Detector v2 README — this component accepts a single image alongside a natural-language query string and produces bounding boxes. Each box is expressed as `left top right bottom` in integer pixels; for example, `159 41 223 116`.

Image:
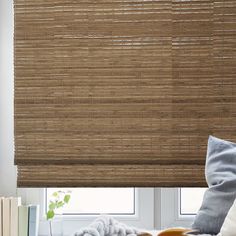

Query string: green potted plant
47 190 71 236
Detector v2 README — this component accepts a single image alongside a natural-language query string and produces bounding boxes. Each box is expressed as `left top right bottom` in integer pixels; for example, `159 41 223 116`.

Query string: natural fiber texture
17 165 205 187
14 0 236 187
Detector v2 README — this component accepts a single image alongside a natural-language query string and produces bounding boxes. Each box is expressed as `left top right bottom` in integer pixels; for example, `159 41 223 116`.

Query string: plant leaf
57 201 64 208
47 210 55 220
64 194 71 204
52 192 58 197
49 202 56 210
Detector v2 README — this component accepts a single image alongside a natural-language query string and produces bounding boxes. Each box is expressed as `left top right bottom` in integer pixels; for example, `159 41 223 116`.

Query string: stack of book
0 197 39 236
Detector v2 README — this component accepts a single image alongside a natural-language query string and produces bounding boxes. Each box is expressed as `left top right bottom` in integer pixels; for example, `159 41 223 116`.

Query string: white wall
0 0 17 196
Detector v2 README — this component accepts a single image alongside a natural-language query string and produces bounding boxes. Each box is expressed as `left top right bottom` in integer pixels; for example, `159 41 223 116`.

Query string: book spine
18 206 29 236
10 198 21 236
3 198 10 236
28 206 39 236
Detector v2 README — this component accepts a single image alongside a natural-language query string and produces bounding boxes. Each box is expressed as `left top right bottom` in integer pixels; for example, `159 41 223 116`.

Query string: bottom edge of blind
17 164 206 187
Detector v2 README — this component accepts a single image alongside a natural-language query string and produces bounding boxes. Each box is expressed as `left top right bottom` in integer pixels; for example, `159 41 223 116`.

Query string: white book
0 197 3 236
2 198 10 236
10 198 21 236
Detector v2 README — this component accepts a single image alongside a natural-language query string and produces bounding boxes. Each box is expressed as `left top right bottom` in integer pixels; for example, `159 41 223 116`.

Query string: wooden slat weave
17 164 206 187
14 0 236 187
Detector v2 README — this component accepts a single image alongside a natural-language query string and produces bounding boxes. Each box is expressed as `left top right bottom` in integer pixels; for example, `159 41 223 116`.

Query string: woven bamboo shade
14 0 236 187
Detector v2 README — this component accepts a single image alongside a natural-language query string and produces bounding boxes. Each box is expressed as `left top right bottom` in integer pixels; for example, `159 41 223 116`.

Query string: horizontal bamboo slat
17 164 206 187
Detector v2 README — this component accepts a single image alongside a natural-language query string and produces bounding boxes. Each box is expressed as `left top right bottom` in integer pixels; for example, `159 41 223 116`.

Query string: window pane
46 188 135 215
180 188 207 215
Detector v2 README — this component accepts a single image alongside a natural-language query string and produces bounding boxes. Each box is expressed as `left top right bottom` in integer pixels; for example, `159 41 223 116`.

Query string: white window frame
157 188 196 229
17 188 198 235
18 188 155 236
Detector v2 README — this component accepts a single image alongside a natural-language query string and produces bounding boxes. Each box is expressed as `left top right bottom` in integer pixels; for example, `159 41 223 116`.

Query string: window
23 188 154 235
158 188 207 229
25 187 208 234
180 188 207 215
46 188 135 215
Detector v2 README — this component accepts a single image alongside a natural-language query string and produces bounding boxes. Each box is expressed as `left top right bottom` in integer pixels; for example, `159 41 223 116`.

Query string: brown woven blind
14 0 236 187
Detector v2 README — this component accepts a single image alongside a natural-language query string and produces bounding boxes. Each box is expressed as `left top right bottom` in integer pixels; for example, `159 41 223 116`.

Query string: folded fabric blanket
74 215 215 236
74 216 144 236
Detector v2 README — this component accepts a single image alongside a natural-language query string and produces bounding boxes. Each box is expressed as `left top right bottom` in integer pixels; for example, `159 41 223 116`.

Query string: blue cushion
192 136 236 234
